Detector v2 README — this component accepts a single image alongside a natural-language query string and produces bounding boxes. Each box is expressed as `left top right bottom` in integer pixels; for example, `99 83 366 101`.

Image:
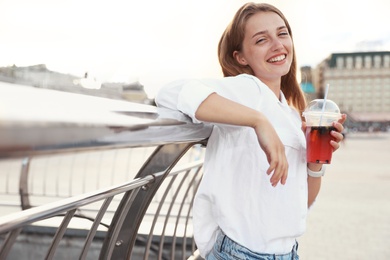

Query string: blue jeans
206 232 299 260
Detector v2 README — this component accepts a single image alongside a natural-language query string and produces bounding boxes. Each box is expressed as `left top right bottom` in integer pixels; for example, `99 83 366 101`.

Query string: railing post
19 157 32 210
99 142 196 260
0 228 22 259
45 209 77 260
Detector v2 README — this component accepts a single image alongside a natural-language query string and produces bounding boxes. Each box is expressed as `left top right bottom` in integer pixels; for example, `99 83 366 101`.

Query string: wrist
307 165 326 177
307 162 322 172
251 111 267 129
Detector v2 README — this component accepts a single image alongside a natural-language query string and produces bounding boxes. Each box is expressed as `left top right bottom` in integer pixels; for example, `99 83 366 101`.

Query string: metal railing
0 82 212 259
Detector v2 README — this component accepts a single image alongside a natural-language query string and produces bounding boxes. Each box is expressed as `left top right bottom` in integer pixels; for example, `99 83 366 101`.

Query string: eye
256 38 266 44
279 31 289 37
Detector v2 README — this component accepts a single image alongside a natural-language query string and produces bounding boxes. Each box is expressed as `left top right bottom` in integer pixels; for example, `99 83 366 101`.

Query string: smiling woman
155 2 346 259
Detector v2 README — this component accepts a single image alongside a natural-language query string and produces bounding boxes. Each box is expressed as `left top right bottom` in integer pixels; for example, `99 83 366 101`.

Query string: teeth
268 55 286 63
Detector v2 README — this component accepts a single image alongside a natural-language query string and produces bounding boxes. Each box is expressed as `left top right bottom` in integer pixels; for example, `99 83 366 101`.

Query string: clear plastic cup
302 99 341 164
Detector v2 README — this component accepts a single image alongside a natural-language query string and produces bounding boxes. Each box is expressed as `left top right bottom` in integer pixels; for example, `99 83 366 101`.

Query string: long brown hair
218 2 306 114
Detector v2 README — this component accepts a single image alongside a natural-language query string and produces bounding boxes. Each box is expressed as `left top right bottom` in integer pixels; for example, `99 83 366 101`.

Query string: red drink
305 126 336 164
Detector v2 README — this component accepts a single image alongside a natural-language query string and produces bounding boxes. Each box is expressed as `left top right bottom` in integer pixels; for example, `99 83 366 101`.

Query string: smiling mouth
267 54 286 63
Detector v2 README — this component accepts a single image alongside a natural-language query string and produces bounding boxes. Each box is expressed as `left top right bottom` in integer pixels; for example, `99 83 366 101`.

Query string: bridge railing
0 82 212 259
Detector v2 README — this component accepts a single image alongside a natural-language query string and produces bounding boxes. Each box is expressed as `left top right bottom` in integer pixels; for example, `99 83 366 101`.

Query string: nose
271 38 284 52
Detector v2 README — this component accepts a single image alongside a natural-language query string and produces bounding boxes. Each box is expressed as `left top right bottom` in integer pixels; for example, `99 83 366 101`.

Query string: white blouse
155 74 308 257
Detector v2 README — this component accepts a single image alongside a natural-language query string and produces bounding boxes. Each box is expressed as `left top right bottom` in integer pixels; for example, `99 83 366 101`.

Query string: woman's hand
303 113 347 171
330 114 347 152
302 113 347 153
253 118 289 187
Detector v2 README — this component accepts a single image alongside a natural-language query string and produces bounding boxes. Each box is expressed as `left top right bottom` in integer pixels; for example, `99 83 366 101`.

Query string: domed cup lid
302 99 341 126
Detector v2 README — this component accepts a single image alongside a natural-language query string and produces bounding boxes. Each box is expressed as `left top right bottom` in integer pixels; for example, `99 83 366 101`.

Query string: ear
233 50 248 66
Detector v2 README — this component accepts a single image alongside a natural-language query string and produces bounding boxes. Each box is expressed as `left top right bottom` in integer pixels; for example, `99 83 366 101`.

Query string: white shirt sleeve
155 79 215 124
155 74 264 124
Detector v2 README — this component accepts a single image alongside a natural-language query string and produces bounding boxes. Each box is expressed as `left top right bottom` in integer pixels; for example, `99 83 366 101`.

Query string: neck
260 78 282 100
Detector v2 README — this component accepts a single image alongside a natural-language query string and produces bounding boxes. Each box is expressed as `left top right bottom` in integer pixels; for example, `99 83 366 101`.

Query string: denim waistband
214 231 299 260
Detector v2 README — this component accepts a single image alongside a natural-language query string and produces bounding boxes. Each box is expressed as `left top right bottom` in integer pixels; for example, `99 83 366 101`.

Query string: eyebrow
251 26 287 38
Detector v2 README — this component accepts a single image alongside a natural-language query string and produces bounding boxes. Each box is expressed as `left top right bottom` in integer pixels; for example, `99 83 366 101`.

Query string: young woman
156 3 346 259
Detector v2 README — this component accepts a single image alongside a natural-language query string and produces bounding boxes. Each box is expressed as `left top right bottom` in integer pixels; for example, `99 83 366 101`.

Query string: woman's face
234 11 293 86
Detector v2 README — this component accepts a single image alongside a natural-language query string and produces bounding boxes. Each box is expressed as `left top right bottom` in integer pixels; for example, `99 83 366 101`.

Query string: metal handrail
0 82 211 259
0 161 203 234
0 81 211 158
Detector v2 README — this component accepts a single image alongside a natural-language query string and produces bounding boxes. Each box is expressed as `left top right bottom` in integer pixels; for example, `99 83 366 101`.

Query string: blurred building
300 66 316 101
0 64 150 103
310 51 390 131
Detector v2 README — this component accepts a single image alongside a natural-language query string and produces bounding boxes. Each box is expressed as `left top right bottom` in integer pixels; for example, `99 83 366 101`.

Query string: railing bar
0 227 22 259
96 151 104 190
55 156 61 197
110 150 118 186
82 152 90 193
170 170 193 260
154 160 203 179
182 176 200 260
170 166 202 260
0 176 152 234
69 155 76 196
79 196 114 260
0 159 204 234
4 162 9 194
158 169 191 259
42 156 50 196
45 209 76 260
143 175 178 260
114 143 196 260
189 172 203 255
19 157 31 210
99 187 141 260
124 148 133 182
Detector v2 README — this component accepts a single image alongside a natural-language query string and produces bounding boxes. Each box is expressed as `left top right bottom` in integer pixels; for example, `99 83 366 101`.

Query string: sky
0 0 389 98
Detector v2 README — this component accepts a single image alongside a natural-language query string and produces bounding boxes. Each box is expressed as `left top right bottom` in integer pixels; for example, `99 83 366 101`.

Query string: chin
276 67 291 77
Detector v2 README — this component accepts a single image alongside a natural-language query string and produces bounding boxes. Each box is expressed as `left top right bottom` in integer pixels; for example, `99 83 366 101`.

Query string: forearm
307 163 322 207
196 92 289 186
195 93 265 127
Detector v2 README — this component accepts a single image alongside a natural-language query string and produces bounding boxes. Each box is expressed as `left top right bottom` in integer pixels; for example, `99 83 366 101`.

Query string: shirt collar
279 91 288 106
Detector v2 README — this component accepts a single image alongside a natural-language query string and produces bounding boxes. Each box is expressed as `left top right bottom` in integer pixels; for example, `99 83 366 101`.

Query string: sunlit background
1 0 389 98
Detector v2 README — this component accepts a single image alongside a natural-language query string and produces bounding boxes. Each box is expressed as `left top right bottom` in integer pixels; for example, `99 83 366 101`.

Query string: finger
330 140 340 151
270 170 282 187
332 121 344 133
338 113 347 124
269 159 281 186
273 156 288 185
266 159 277 175
331 130 344 142
301 121 307 132
280 162 288 185
271 167 287 186
270 156 288 186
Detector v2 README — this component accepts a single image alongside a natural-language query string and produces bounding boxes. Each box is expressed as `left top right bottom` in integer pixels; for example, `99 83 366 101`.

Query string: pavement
297 132 390 260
